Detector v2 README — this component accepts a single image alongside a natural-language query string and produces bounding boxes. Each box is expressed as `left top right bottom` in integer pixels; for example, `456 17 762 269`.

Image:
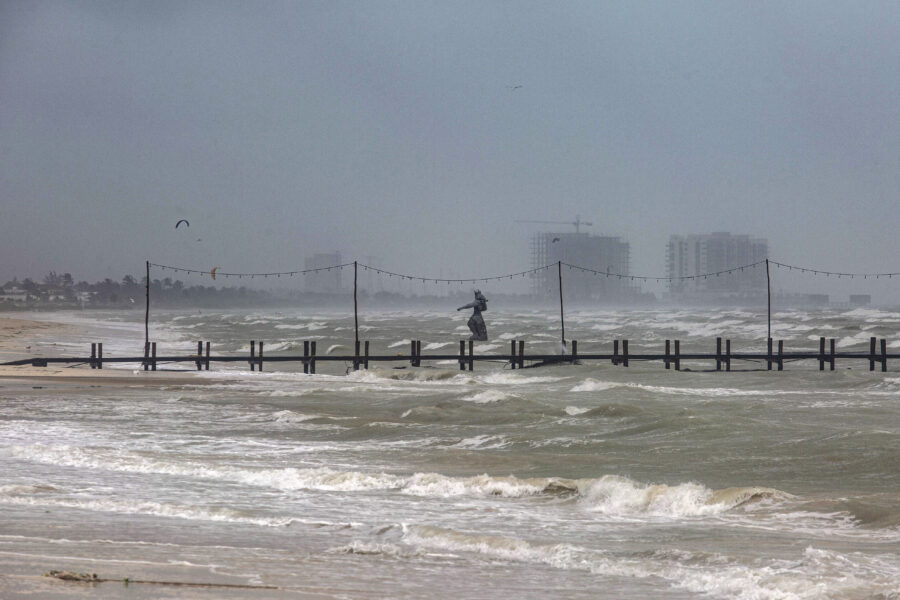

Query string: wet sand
0 314 215 386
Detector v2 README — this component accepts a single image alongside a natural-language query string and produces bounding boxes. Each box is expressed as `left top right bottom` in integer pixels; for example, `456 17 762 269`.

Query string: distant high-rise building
304 252 343 293
666 233 767 295
530 232 630 300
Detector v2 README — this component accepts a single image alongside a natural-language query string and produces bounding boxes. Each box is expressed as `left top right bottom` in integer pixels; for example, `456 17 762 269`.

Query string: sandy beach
0 315 70 353
0 314 267 599
0 314 215 386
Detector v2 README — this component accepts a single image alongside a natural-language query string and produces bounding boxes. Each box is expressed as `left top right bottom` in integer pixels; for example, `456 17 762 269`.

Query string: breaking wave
2 445 789 515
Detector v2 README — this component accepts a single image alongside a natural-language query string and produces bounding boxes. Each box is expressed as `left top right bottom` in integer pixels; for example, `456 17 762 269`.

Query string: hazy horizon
3 1 899 301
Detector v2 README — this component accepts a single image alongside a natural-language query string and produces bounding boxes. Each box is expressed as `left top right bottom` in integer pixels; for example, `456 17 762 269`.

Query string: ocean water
1 307 899 598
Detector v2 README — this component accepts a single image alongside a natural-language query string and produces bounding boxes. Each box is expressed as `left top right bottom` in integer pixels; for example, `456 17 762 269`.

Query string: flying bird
507 85 523 90
552 237 560 243
175 219 190 229
210 267 219 280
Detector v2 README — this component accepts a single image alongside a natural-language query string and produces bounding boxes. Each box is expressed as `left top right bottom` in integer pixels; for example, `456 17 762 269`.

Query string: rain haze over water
2 2 900 301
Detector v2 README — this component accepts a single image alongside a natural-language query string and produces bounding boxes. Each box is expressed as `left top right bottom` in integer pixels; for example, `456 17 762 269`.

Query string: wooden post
303 341 309 374
558 261 566 351
819 337 825 371
674 340 681 371
881 338 887 372
310 341 316 374
364 340 369 369
510 340 516 369
622 339 629 367
145 260 150 353
766 258 771 341
143 341 150 371
258 341 264 372
777 340 784 371
468 340 474 371
417 340 422 368
98 343 103 369
519 340 525 368
91 343 96 369
725 339 731 371
665 339 671 369
250 341 256 371
196 341 202 371
151 342 156 371
353 261 359 348
767 338 773 371
459 340 465 371
830 338 835 371
716 337 722 371
410 340 416 367
354 340 360 371
869 337 876 371
613 340 619 365
205 341 210 370
569 340 575 365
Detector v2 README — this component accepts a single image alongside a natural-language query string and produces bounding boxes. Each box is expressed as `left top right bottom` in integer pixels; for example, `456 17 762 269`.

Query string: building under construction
530 232 632 301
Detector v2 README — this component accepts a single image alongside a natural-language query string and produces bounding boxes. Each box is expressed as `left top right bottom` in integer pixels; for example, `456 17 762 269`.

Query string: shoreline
0 314 211 386
0 364 213 386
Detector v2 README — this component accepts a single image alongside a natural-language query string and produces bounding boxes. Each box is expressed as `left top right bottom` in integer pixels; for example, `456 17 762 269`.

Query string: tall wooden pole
145 260 150 348
766 258 771 341
353 261 359 345
558 260 566 350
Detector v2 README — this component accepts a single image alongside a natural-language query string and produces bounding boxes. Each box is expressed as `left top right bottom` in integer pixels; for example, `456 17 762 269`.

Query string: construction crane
515 215 593 234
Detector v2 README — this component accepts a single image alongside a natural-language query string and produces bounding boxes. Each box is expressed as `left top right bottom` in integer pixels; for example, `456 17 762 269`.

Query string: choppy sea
1 307 899 598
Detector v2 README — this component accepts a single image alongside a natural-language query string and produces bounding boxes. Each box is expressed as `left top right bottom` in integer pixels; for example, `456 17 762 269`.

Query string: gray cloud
2 1 899 299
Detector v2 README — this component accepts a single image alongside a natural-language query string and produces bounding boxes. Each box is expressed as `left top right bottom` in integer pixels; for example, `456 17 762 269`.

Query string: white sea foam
6 445 567 498
497 332 527 340
271 410 323 423
327 540 420 558
579 475 787 518
424 342 452 350
0 494 294 527
388 339 411 348
570 378 619 392
459 390 516 404
446 435 511 450
401 473 549 497
564 406 591 415
479 372 565 385
274 322 328 331
590 323 622 331
261 388 324 397
474 343 500 352
400 525 893 600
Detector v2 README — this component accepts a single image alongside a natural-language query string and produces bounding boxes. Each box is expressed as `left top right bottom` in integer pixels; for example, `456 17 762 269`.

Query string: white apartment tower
666 233 768 295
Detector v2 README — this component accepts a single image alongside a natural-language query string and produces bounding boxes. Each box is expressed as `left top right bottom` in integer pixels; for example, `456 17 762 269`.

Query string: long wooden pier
3 337 898 373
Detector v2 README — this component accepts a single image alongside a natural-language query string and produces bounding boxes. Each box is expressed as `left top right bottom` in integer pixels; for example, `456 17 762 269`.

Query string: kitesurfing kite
210 267 219 280
175 219 190 229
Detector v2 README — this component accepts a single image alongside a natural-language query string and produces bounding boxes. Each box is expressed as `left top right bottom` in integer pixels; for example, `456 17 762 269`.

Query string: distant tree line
2 271 601 311
0 272 277 309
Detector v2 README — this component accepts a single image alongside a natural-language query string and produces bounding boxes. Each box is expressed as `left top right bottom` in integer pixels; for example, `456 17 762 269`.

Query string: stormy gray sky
2 1 899 298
